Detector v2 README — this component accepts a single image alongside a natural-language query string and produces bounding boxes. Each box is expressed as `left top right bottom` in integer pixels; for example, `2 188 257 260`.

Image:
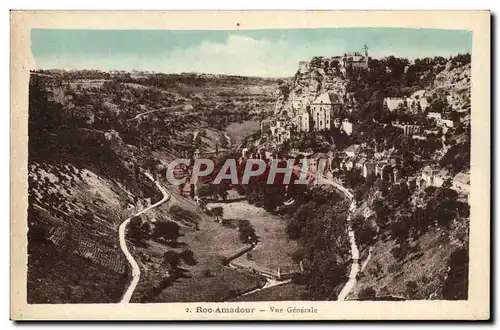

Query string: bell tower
363 44 369 68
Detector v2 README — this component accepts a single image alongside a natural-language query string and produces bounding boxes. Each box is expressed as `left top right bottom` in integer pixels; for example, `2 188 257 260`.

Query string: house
393 123 421 136
345 144 360 158
362 162 375 178
384 97 406 112
453 172 470 192
412 135 427 141
433 170 449 188
342 118 354 135
341 45 369 69
419 165 451 188
298 61 310 73
420 165 439 187
427 112 442 121
407 176 417 189
441 119 455 128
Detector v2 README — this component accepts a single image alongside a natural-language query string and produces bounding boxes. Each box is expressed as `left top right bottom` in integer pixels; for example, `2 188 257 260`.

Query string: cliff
274 57 349 117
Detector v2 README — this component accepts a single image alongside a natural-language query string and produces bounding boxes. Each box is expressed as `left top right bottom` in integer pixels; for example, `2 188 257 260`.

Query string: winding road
318 173 360 301
119 172 170 304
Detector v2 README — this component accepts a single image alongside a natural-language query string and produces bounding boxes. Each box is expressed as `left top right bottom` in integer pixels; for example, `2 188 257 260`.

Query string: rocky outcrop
274 57 348 118
432 63 471 111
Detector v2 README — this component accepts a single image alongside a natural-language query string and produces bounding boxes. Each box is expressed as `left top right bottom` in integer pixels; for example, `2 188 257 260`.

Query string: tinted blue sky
31 28 472 77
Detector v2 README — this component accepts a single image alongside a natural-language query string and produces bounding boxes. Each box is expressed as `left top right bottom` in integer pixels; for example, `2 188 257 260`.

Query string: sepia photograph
10 10 490 320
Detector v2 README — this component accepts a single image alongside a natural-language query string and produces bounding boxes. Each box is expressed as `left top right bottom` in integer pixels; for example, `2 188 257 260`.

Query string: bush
179 249 196 266
291 248 305 264
358 287 377 300
169 205 200 224
163 250 181 268
405 280 419 299
154 221 180 241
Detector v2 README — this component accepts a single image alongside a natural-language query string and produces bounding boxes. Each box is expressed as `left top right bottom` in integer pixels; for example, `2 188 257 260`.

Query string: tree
127 216 145 244
443 247 469 300
154 221 180 242
219 135 229 149
197 184 218 200
238 219 257 244
163 250 181 268
212 206 223 222
358 287 377 300
291 248 305 264
179 249 197 266
141 221 152 240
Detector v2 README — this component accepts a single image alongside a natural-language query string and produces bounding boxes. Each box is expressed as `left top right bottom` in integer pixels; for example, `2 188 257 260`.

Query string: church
293 92 342 132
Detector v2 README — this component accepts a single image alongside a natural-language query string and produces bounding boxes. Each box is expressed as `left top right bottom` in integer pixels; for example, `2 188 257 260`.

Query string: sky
31 28 472 77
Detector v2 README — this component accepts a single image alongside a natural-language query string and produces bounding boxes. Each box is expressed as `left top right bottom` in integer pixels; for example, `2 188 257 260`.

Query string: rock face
432 63 471 111
274 57 349 118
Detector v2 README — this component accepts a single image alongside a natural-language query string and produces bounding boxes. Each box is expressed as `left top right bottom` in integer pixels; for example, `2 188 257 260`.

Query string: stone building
393 123 421 136
342 118 354 135
384 97 406 112
453 172 470 192
309 92 342 131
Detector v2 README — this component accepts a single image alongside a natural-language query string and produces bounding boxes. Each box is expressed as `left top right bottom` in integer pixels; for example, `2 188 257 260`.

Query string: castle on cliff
298 44 369 75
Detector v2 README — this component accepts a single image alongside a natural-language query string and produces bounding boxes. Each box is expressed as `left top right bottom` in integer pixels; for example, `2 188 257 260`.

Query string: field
225 120 261 146
131 188 266 302
231 283 310 302
208 201 300 277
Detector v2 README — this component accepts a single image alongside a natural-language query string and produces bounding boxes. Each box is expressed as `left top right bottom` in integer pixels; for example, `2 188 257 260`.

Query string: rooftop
312 92 341 105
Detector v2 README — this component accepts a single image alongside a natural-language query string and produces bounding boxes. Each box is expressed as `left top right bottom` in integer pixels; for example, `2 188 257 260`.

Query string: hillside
259 52 471 301
27 70 280 303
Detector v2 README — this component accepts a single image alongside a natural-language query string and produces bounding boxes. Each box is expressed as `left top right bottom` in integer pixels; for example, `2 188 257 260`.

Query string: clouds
160 34 348 77
32 28 472 77
163 35 303 77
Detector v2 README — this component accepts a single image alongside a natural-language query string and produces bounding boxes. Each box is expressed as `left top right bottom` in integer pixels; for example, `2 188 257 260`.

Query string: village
253 48 470 204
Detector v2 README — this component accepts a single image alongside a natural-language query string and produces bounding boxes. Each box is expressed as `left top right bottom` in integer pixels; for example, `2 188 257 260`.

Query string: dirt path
119 172 171 304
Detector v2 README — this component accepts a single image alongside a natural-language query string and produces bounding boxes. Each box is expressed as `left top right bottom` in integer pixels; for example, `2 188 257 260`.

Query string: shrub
163 250 181 268
291 248 305 264
358 287 377 300
179 249 196 266
169 205 200 224
405 280 419 299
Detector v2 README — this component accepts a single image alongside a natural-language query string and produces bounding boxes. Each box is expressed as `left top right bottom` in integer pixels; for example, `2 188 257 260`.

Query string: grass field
132 191 266 302
209 201 300 277
152 265 264 302
231 283 310 302
225 120 260 146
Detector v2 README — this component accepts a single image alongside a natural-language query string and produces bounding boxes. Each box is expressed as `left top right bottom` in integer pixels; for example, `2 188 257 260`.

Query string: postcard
10 10 490 320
